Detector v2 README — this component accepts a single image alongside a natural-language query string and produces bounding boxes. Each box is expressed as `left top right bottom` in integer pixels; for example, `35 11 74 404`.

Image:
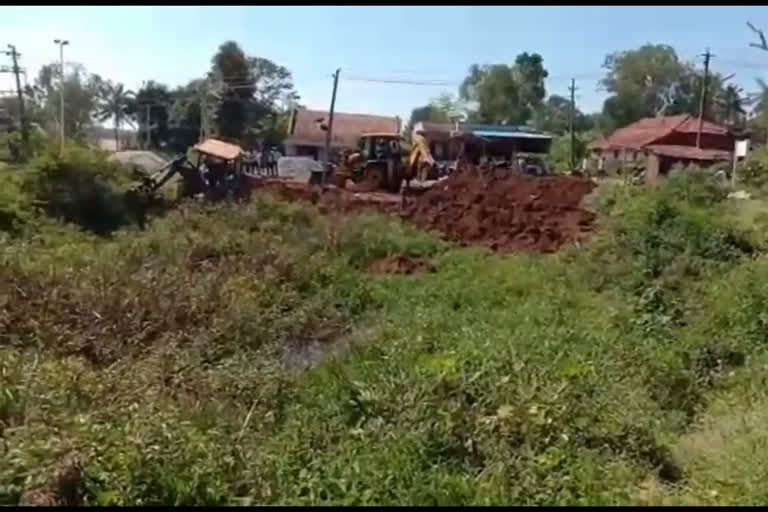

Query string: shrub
738 147 768 191
0 168 36 235
22 145 135 235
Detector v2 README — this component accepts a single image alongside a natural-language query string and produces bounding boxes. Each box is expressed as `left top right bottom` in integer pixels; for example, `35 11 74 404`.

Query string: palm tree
715 84 747 128
747 78 768 143
96 81 134 151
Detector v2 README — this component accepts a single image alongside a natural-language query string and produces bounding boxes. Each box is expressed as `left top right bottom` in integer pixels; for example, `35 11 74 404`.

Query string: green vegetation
3 153 768 505
0 144 138 236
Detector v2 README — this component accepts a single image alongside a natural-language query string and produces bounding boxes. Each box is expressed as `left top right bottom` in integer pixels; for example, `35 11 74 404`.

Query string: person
260 149 269 176
266 151 272 176
271 148 281 176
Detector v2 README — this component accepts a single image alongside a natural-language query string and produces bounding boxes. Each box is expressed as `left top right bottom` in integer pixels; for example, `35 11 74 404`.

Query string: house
587 114 736 182
412 121 552 165
284 108 401 161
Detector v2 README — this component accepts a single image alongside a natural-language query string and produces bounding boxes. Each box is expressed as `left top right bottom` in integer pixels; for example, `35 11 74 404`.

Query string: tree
532 94 593 135
403 93 465 141
747 78 768 144
96 81 135 151
546 131 592 173
244 56 300 142
513 52 548 115
459 53 548 125
714 83 747 129
598 44 733 130
601 44 687 117
600 44 697 128
210 41 254 140
26 62 102 140
128 81 173 149
168 79 204 152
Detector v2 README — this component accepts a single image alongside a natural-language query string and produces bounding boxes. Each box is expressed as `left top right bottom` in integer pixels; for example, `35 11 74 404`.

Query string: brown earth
252 169 597 254
367 254 437 275
401 168 597 253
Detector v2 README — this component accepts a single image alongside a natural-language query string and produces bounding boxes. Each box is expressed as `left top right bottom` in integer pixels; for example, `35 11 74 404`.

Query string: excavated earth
401 168 596 253
252 168 597 254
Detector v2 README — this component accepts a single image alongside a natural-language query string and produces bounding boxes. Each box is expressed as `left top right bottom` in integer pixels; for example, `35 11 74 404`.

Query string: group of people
243 147 282 177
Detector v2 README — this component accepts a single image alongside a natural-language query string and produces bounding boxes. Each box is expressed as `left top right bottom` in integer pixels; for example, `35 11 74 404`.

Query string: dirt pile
367 254 436 275
252 179 401 213
401 168 596 253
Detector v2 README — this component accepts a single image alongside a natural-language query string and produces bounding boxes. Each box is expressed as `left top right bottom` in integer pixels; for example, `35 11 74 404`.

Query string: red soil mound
401 168 596 253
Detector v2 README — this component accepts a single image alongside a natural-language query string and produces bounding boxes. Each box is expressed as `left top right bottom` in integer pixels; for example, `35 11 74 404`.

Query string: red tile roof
588 114 730 150
645 144 731 161
286 108 399 148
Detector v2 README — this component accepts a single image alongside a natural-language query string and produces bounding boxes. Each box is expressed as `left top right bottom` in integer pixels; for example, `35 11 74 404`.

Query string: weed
2 163 768 505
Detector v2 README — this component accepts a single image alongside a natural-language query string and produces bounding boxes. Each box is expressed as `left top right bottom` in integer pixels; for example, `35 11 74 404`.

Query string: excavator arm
408 133 442 182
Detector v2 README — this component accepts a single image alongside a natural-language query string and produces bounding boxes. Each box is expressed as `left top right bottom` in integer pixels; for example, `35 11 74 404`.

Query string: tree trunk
114 117 120 152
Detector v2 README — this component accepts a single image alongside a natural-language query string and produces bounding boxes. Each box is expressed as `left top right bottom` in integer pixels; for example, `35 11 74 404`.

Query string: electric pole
5 45 28 151
199 81 206 141
696 48 714 149
53 40 69 153
145 103 151 149
568 78 577 170
322 68 340 187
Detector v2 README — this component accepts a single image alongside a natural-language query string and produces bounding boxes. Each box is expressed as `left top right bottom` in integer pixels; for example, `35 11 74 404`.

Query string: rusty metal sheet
193 139 244 161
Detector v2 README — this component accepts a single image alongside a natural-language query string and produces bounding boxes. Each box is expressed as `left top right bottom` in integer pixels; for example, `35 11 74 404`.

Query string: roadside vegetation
2 145 768 505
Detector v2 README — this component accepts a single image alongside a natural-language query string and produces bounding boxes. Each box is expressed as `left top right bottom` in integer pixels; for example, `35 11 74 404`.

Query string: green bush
22 145 135 235
0 168 36 235
4 170 768 505
738 147 768 191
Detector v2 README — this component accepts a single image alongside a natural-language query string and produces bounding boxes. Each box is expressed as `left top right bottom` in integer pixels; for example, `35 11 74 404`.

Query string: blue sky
1 6 768 124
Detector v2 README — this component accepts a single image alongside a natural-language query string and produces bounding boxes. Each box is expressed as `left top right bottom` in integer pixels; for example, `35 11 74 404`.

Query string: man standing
271 147 281 176
260 148 269 176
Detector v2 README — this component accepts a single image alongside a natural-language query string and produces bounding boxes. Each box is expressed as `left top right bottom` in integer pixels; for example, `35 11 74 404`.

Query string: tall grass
2 166 768 505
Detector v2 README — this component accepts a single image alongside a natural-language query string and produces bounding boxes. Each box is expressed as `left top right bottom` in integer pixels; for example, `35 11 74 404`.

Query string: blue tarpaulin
471 130 552 140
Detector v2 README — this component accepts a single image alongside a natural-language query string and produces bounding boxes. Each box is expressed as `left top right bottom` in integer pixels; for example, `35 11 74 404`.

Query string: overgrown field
3 150 768 505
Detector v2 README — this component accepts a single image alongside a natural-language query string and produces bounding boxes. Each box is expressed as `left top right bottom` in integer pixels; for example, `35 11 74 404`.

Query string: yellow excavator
408 133 440 182
334 132 444 193
334 133 408 193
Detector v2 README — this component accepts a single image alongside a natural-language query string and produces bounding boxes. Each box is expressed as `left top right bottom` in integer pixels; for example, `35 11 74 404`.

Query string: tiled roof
286 108 399 148
588 115 731 151
646 144 731 161
672 116 730 135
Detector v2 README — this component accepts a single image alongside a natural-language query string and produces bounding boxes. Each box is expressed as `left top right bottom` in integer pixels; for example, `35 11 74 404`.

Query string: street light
53 39 69 153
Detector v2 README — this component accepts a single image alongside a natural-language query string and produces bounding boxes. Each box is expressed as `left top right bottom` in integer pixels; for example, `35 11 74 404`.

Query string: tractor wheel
357 164 386 192
385 163 403 193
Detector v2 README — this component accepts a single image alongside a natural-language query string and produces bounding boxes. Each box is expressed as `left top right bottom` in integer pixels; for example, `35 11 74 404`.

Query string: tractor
125 138 251 228
338 133 408 193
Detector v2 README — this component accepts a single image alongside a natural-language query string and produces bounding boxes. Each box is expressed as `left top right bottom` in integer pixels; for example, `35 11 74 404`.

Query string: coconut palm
747 78 768 143
96 81 135 151
715 84 747 128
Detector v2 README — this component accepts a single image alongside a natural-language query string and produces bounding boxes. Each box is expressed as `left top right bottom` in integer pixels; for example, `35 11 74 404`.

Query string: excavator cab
348 133 405 193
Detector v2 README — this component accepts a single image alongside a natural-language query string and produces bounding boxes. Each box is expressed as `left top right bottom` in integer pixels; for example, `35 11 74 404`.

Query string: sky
2 5 768 125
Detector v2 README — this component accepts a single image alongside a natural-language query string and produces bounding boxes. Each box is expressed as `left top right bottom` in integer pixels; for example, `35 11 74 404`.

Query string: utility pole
322 68 341 187
53 39 69 153
5 44 28 151
199 82 206 141
568 78 577 170
145 103 151 149
696 48 714 149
